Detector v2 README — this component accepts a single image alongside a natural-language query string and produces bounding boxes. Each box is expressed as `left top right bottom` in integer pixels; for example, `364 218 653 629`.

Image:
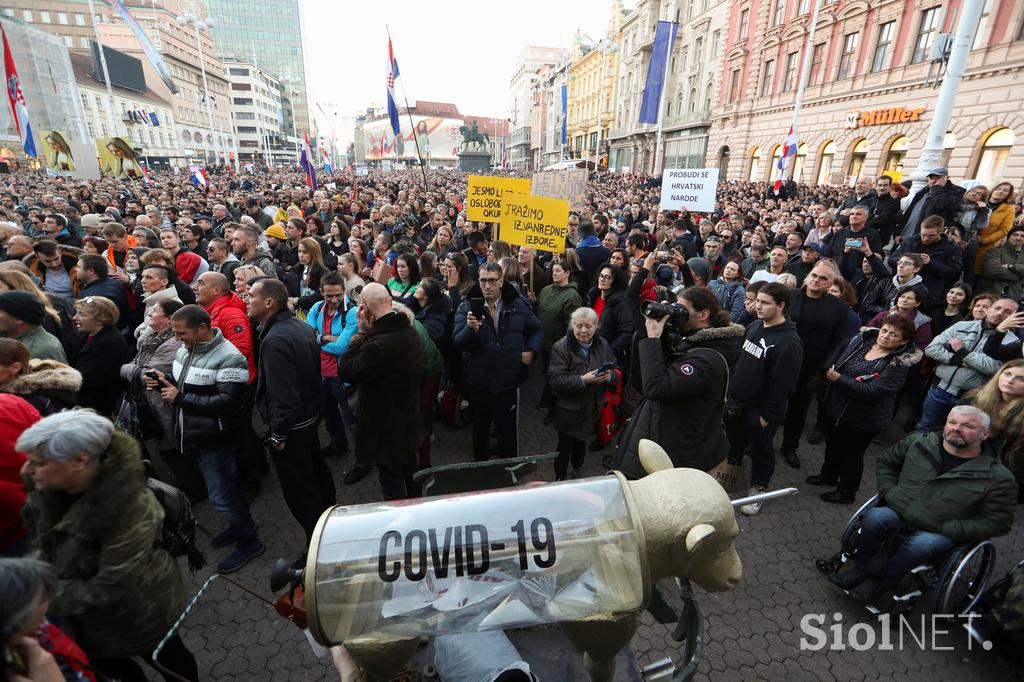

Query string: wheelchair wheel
839 494 881 555
932 541 996 616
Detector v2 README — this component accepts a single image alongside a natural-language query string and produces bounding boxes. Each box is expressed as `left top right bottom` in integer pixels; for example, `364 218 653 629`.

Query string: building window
710 30 720 58
972 0 993 50
749 147 762 181
75 13 85 26
1 9 13 18
729 68 741 102
101 123 109 137
837 32 859 80
770 145 783 181
912 7 941 64
809 43 825 85
738 9 749 40
79 36 89 48
39 11 51 23
57 12 68 24
848 138 869 180
87 121 95 137
883 135 909 175
80 93 89 109
589 131 598 151
761 59 775 96
872 21 895 72
21 9 32 21
781 51 799 92
694 37 703 65
229 67 250 76
63 36 73 47
798 0 809 14
772 0 786 26
974 127 1015 182
816 141 836 184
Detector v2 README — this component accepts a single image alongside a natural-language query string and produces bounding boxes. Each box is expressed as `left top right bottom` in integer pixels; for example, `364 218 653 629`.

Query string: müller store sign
845 106 926 129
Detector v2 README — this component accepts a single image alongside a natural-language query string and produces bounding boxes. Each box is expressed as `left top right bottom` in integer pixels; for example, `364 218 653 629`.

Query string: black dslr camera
640 300 689 327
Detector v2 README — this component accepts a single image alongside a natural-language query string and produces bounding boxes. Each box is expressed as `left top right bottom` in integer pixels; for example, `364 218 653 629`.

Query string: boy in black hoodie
725 282 804 515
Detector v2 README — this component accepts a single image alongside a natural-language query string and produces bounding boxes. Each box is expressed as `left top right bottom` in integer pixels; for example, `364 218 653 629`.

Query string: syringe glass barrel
305 476 645 645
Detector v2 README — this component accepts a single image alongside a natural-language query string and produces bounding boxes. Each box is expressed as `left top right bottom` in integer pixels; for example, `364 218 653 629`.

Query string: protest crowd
0 162 1023 680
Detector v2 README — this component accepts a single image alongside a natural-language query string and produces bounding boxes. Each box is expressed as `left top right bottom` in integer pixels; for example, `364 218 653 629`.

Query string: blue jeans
917 385 959 433
321 376 353 453
195 444 258 548
854 506 955 585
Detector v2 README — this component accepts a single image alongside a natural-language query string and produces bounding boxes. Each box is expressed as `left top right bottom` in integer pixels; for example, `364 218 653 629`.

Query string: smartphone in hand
469 297 485 319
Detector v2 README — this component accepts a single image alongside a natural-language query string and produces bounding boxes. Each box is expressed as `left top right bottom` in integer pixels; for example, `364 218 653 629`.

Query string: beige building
706 0 1024 187
566 2 626 167
95 0 233 165
608 0 731 173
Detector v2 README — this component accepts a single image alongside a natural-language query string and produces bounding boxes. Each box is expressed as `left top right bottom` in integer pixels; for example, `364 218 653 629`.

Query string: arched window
749 147 763 181
883 135 909 176
793 143 807 182
817 141 836 184
770 144 783 181
974 127 1015 182
848 138 869 181
689 88 697 112
704 81 713 112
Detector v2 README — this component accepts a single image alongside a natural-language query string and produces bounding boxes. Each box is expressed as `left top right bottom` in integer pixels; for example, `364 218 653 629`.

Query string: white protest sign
659 168 719 213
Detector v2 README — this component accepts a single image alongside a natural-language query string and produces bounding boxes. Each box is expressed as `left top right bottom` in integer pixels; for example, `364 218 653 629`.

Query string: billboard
96 137 145 179
42 131 76 176
363 116 464 162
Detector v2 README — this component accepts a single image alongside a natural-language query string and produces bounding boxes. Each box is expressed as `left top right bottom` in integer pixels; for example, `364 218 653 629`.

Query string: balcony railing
663 109 711 128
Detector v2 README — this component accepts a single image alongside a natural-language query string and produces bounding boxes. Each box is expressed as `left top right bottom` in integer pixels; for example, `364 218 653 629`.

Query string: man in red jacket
0 393 40 554
195 271 265 494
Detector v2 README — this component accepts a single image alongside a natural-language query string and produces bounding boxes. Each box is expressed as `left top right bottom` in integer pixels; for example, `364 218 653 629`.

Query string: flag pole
386 25 428 191
781 0 822 183
652 1 677 176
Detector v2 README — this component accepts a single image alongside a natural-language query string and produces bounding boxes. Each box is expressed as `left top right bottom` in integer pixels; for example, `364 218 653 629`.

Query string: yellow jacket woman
976 181 1016 270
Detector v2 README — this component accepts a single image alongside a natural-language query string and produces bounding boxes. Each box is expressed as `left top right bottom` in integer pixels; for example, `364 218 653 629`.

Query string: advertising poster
363 116 464 162
42 130 76 176
95 137 145 179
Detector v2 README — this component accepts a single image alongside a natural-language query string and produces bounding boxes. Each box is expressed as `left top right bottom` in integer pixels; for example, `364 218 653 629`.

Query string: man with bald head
250 277 335 558
3 234 32 262
338 282 424 499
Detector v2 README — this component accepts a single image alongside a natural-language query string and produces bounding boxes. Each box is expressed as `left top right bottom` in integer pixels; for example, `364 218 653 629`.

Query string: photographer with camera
613 287 743 479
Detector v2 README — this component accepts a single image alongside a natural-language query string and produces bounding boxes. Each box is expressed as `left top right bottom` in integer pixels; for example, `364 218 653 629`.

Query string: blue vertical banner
560 83 567 146
638 20 678 124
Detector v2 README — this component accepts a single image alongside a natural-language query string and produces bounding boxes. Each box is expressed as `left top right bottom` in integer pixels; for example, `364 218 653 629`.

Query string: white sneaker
739 486 767 516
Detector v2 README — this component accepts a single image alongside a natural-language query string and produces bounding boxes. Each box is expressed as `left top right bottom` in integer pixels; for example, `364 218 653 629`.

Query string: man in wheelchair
831 406 1018 603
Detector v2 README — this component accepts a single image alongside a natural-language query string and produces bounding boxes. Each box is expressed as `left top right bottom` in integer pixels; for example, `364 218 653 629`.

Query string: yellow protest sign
466 175 531 222
499 193 570 254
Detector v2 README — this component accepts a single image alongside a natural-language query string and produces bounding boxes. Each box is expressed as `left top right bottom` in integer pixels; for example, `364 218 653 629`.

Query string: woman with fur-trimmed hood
0 338 80 416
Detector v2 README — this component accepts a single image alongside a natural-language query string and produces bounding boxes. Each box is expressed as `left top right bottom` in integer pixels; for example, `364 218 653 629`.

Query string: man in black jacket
726 283 804 514
249 278 335 554
780 263 851 468
823 205 882 267
886 217 962 311
837 177 878 228
150 304 264 574
897 168 965 243
338 283 424 500
867 175 900 245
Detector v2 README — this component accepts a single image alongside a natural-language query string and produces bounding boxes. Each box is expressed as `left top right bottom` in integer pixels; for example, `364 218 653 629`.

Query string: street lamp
176 9 218 166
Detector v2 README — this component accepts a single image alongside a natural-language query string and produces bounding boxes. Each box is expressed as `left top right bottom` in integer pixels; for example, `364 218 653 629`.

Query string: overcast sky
301 0 613 147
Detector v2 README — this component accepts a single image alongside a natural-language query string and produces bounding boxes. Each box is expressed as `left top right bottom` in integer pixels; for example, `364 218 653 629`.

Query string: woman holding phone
546 307 617 480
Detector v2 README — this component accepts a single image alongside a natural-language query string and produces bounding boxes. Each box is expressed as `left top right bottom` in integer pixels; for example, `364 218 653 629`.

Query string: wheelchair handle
731 487 799 509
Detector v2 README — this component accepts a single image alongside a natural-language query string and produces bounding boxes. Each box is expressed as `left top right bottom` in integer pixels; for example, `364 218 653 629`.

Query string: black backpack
146 477 206 572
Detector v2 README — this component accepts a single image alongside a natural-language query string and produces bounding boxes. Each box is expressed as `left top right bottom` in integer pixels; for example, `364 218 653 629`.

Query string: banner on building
363 116 463 162
96 137 145 179
531 169 587 211
42 130 75 176
467 175 531 222
659 168 719 213
500 193 570 254
103 0 178 94
638 20 678 124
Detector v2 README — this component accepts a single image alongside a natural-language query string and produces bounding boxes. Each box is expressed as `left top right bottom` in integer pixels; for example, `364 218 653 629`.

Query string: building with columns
607 0 731 174
706 0 1024 187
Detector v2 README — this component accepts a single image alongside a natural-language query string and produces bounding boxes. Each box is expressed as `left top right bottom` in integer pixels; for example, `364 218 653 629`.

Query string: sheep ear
638 439 673 474
685 524 716 553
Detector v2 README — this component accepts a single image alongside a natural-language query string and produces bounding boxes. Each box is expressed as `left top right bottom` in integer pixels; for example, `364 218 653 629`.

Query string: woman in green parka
18 409 198 681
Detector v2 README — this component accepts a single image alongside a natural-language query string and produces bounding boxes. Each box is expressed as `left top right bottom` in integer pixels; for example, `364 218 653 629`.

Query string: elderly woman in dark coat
547 307 617 480
17 409 198 681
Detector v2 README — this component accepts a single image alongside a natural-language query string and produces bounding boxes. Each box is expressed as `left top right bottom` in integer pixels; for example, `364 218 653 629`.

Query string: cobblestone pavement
171 367 1023 681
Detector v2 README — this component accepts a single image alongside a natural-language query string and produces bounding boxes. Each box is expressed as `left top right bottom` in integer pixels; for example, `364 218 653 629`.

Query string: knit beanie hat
0 290 45 325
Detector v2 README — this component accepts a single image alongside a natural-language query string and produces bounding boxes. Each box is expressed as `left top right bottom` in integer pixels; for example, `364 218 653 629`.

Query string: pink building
707 0 1024 186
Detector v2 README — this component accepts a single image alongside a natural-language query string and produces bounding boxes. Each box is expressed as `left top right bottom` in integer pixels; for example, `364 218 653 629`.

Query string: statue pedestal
458 151 491 173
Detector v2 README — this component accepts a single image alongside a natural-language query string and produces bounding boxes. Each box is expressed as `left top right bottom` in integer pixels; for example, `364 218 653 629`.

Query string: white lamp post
176 10 218 165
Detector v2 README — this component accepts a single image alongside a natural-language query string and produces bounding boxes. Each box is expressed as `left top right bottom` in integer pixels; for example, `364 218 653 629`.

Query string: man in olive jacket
832 406 1017 603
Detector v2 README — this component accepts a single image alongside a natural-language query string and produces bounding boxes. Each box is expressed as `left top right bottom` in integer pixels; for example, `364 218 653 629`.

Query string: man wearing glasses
453 262 544 462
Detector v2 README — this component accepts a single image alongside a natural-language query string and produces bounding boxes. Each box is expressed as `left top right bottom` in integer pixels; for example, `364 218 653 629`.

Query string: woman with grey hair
546 307 617 480
0 557 94 681
17 409 198 681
